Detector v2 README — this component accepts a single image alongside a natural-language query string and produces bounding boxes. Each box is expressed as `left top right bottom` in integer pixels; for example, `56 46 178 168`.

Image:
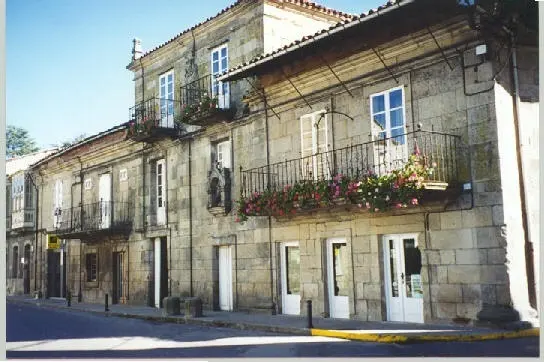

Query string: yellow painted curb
311 328 540 344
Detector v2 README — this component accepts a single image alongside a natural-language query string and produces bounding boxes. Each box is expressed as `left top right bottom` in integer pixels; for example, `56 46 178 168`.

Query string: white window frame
84 178 93 190
369 86 407 142
119 169 128 182
159 70 175 127
300 110 330 179
211 44 229 109
216 140 231 169
156 159 166 225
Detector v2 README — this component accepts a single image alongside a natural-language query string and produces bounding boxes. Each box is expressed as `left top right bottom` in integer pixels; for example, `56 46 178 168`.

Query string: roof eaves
219 0 413 81
31 122 129 169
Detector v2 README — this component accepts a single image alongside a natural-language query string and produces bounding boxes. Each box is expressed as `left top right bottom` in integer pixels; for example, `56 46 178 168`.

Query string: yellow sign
47 235 61 250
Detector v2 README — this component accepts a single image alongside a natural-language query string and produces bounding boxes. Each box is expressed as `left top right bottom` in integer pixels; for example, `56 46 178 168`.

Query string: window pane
213 62 219 73
221 58 227 70
286 246 300 295
389 89 403 108
167 82 173 94
372 94 385 113
391 128 406 145
168 74 173 82
390 109 405 128
221 47 227 57
373 113 386 130
212 52 218 61
333 243 349 297
160 77 165 86
403 238 422 299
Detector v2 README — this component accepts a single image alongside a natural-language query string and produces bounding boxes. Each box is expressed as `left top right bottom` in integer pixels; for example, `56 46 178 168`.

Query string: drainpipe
264 93 275 314
76 156 83 302
33 172 39 293
508 34 536 309
188 140 193 297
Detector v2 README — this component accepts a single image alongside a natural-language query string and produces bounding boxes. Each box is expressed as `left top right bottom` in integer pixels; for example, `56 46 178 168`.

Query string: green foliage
6 125 39 158
175 95 218 125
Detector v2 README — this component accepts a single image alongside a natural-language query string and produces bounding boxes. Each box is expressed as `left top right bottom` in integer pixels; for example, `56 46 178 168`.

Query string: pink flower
395 203 402 209
411 198 418 205
374 208 380 212
365 202 370 209
358 203 363 208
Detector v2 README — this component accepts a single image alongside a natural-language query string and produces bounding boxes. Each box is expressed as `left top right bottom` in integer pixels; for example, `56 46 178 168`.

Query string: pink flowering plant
235 152 434 223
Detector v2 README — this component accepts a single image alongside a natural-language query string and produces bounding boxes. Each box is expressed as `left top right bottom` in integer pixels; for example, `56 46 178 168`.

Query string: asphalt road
6 302 539 358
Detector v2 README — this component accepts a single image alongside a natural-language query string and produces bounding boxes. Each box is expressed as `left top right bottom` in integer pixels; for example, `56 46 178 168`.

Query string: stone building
27 0 353 307
219 0 539 325
6 149 57 296
23 0 538 328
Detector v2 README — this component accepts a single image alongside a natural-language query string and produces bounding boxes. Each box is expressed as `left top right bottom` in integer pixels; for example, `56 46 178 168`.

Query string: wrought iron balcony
239 130 462 216
54 201 133 239
179 74 234 126
127 97 180 142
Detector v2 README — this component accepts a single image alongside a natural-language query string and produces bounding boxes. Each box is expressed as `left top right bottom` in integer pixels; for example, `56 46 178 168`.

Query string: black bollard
67 291 71 307
306 300 313 329
105 293 109 312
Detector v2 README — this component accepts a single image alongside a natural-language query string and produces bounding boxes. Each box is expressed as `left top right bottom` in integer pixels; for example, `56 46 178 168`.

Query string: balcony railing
179 75 233 126
240 130 461 199
127 97 180 141
54 201 133 238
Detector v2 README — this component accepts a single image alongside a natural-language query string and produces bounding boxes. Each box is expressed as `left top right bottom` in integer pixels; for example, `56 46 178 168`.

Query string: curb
311 327 540 344
7 299 309 336
8 299 539 343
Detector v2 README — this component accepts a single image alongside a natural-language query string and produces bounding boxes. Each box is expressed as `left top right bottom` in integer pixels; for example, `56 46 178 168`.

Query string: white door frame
326 238 350 319
99 173 112 229
154 237 161 308
218 245 233 311
156 159 166 225
280 241 300 315
383 233 424 323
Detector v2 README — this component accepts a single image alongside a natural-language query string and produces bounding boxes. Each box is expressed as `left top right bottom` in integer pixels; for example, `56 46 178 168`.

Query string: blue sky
7 0 386 149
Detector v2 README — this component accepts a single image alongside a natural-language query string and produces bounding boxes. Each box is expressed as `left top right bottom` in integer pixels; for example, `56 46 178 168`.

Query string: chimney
132 38 143 60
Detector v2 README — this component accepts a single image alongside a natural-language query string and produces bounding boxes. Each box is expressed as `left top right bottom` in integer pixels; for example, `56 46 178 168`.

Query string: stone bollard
162 296 181 316
67 291 71 307
184 297 203 318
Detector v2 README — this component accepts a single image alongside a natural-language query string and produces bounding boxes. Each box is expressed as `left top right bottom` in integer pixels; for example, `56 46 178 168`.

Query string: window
159 70 174 126
84 178 93 190
12 246 19 278
11 174 24 212
214 140 231 169
119 169 128 182
156 159 166 225
24 177 33 209
300 110 330 179
86 253 97 282
211 44 229 108
370 87 406 144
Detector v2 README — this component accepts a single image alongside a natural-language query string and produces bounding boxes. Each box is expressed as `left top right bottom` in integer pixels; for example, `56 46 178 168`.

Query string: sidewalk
7 295 539 344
